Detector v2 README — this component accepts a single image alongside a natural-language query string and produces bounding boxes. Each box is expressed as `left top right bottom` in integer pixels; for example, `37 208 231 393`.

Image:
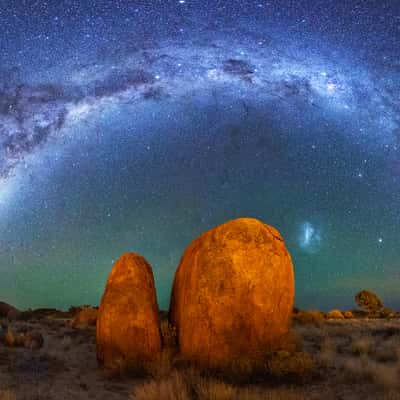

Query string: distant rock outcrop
72 306 98 328
0 301 21 321
169 217 295 368
326 310 344 319
96 253 162 371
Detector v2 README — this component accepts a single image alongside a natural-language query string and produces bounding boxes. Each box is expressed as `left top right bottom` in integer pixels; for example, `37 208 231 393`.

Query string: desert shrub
270 331 302 354
0 390 16 400
381 308 396 319
213 356 258 384
349 335 376 356
131 370 311 400
375 335 400 362
355 290 384 314
350 309 369 318
234 387 308 400
265 351 315 382
325 310 344 320
194 377 237 400
161 319 177 348
343 311 354 319
61 335 72 351
146 348 177 379
293 310 324 326
340 356 399 389
317 337 337 367
131 370 191 400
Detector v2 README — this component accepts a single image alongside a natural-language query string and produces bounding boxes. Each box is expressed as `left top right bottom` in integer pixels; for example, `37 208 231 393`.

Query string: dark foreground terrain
0 310 400 400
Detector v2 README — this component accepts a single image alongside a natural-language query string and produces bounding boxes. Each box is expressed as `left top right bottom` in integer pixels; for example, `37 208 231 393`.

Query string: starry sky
0 0 399 311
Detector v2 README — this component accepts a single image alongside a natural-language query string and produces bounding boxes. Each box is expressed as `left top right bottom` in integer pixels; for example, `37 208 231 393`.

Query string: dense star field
0 0 399 311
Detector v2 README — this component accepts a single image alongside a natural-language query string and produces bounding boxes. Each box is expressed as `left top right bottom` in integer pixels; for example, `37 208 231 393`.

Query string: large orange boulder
96 253 162 371
169 218 295 368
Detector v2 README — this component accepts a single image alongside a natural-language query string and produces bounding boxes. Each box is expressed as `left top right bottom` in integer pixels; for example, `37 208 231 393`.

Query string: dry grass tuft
0 390 17 400
131 370 191 400
194 377 237 400
145 347 177 379
265 351 315 382
131 369 312 400
161 319 177 348
349 335 375 356
340 356 400 389
343 311 354 319
61 334 72 351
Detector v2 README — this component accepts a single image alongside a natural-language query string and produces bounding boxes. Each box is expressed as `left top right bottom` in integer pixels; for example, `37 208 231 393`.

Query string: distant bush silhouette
293 310 325 326
355 290 383 315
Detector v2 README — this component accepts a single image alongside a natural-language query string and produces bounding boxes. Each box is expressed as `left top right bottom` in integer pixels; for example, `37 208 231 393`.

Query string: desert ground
0 308 399 400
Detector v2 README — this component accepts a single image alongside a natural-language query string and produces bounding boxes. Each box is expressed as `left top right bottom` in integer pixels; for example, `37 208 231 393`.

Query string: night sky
0 0 399 311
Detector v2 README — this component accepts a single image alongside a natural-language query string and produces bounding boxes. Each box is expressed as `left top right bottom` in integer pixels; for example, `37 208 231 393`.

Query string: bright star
326 82 337 92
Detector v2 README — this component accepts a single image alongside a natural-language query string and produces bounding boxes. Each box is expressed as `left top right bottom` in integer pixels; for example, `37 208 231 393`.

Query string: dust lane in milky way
1 37 398 185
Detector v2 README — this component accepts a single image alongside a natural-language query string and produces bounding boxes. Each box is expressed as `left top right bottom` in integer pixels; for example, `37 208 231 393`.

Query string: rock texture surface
96 253 162 371
169 217 295 368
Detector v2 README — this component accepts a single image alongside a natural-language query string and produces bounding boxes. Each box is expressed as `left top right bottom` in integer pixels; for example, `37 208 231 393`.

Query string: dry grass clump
161 319 177 348
299 318 400 392
193 377 237 400
375 336 400 362
317 337 337 367
381 308 396 319
293 311 325 326
349 335 376 356
132 370 191 400
272 331 302 354
0 391 16 400
196 349 315 385
343 311 354 319
145 347 177 379
61 334 72 351
265 351 315 382
131 369 311 400
340 356 400 389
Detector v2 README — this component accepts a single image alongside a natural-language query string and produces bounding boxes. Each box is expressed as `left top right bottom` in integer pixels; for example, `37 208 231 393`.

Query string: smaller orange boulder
96 253 162 371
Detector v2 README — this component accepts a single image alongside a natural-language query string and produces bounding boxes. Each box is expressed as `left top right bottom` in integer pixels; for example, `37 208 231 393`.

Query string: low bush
293 311 325 326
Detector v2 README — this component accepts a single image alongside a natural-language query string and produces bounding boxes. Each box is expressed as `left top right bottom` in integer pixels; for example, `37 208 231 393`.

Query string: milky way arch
1 37 398 191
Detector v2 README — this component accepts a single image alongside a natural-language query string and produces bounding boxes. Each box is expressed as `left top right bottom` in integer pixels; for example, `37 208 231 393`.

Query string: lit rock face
169 218 295 368
96 253 162 371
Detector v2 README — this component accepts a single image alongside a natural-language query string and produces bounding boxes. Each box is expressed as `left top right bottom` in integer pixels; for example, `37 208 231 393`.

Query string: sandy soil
0 316 399 400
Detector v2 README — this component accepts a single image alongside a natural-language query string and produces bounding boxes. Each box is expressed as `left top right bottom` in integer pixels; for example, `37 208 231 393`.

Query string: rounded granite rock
96 253 162 371
169 217 295 368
